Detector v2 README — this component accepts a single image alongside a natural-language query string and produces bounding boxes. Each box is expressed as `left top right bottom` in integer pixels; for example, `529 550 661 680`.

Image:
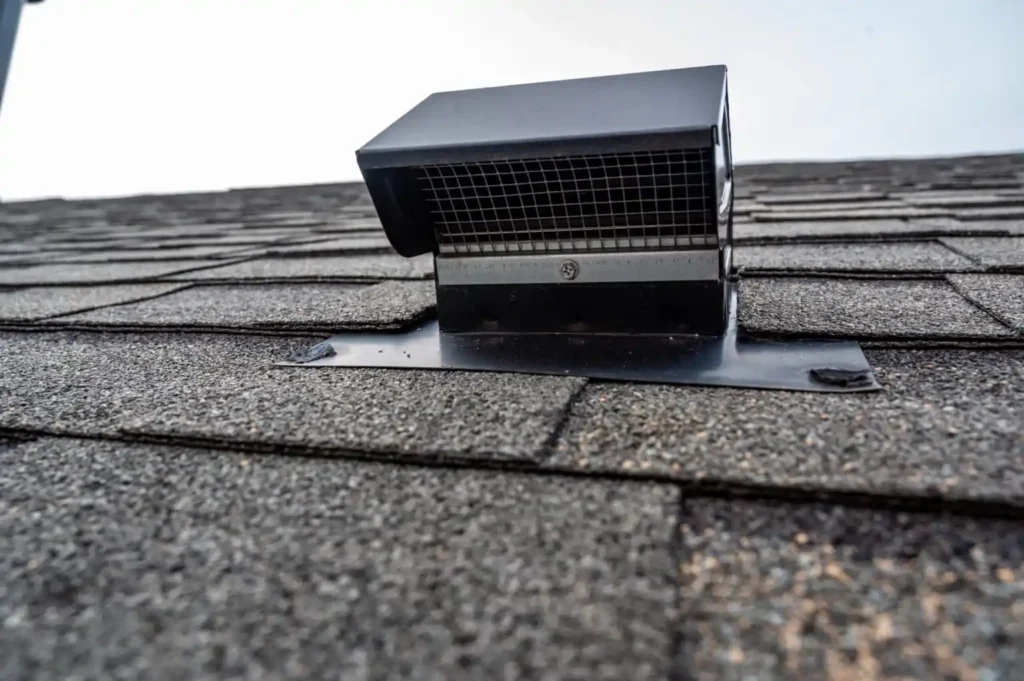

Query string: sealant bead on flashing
809 367 875 388
288 341 336 364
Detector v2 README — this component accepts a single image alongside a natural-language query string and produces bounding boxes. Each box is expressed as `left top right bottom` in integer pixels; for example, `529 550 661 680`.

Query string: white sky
1 0 1022 201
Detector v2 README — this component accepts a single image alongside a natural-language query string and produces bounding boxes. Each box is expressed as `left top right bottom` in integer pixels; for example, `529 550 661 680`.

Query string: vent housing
357 64 734 335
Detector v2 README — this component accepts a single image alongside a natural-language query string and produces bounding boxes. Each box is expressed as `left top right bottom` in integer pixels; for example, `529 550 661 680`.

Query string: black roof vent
357 65 734 335
288 65 877 393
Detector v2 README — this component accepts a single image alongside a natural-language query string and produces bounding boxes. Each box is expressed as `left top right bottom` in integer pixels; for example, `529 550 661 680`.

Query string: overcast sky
1 0 1022 200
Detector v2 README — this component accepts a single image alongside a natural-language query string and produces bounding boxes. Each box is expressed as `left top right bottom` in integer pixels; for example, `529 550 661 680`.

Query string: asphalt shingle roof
2 152 1023 680
2 439 679 681
165 253 434 283
56 281 437 333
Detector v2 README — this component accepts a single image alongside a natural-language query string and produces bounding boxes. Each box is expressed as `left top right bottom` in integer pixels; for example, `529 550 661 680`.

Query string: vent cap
357 65 730 259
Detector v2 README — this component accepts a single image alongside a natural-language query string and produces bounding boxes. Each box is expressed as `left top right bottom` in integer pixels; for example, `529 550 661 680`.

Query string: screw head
559 259 580 281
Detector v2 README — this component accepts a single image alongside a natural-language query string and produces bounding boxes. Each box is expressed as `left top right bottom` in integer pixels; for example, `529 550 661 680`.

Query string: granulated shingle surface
44 244 262 262
58 281 436 331
165 254 434 281
948 274 1024 332
956 206 1024 220
757 191 888 204
0 438 680 681
261 235 394 255
737 277 1014 338
751 208 952 221
0 260 228 285
676 499 1024 681
0 331 583 462
734 241 977 273
733 218 1019 243
0 283 187 321
550 349 1024 503
940 236 1024 268
4 152 1024 680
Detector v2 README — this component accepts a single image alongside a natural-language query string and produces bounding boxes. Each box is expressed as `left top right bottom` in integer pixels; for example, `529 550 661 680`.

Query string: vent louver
420 148 716 255
357 64 734 334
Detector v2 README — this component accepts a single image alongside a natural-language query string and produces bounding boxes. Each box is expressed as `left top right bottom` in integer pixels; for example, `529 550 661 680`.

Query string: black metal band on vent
418 148 716 255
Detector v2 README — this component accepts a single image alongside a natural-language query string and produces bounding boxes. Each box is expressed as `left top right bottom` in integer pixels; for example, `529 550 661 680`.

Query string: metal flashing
278 284 880 393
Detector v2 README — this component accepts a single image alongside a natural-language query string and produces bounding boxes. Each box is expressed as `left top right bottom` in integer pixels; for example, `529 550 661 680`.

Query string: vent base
437 280 727 335
277 284 880 394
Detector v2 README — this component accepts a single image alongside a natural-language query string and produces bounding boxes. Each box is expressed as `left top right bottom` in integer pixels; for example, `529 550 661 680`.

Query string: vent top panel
359 65 726 156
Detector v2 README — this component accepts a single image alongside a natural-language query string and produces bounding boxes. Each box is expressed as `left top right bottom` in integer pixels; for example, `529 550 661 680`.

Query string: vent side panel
418 148 716 255
360 166 437 257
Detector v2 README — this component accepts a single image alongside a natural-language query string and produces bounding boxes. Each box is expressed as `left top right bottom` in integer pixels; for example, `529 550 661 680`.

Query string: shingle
1 438 679 681
0 243 42 255
0 214 42 227
124 367 584 462
47 245 260 263
148 233 291 248
0 438 169 513
892 188 1023 200
904 193 1024 208
224 226 328 239
0 332 310 436
58 281 435 332
948 274 1024 332
734 242 978 273
955 206 1024 220
731 201 766 214
308 219 386 233
261 235 393 255
240 213 326 228
756 200 908 212
0 332 584 462
940 236 1024 269
676 499 1023 681
549 349 1024 503
114 226 248 241
750 207 951 221
737 278 1013 338
166 254 433 281
0 261 230 286
0 252 75 265
733 218 1017 243
930 179 1023 191
65 225 226 240
962 219 1024 235
756 191 889 204
0 284 188 322
29 238 152 252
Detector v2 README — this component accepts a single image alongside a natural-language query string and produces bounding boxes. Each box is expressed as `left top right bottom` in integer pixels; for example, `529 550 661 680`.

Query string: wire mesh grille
418 148 716 254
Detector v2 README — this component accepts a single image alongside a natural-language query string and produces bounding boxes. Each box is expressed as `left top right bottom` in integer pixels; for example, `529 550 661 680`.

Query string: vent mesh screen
418 148 715 254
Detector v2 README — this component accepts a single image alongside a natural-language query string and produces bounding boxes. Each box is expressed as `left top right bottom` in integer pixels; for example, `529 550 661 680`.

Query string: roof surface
2 152 1023 681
